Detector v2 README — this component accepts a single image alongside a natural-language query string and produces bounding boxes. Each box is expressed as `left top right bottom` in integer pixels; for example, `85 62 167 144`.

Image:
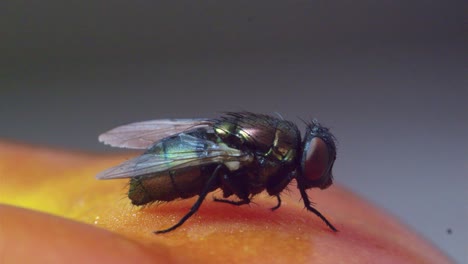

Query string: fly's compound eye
303 137 330 181
301 121 336 189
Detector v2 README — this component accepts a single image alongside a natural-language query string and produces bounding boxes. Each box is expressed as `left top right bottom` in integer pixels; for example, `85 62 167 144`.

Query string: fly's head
298 120 337 190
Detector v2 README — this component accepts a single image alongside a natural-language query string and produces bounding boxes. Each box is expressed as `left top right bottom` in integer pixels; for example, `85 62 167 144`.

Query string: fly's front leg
297 180 338 232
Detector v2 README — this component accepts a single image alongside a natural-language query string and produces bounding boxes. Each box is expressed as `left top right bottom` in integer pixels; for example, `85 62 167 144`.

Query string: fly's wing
96 133 250 179
98 119 213 149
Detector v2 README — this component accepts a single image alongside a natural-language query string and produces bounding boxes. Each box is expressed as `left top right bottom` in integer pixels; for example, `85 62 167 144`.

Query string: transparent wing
96 133 250 179
98 118 212 149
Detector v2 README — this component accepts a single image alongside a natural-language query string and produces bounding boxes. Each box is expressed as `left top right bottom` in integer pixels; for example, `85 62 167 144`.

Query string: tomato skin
0 141 452 264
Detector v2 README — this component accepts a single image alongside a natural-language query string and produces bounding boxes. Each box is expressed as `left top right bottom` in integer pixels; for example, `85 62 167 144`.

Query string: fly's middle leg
214 171 251 206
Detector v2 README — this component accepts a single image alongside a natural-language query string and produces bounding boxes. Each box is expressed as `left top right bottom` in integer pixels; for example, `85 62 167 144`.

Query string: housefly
96 112 338 233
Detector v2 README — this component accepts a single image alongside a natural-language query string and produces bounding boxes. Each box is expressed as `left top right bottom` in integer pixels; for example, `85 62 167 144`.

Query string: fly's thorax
213 122 244 148
213 113 276 151
214 113 301 164
266 120 301 163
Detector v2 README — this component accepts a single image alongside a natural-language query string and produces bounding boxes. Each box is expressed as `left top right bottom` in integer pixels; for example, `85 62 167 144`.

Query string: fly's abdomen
128 130 242 205
129 165 216 205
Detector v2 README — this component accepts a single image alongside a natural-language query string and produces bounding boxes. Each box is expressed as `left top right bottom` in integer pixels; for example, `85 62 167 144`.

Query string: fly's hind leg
154 164 225 234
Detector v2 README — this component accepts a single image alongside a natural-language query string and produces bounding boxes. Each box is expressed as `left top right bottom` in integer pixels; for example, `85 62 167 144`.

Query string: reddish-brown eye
303 137 330 182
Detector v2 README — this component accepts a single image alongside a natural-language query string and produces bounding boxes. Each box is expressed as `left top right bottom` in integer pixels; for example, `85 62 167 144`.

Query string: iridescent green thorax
214 113 301 165
212 113 302 196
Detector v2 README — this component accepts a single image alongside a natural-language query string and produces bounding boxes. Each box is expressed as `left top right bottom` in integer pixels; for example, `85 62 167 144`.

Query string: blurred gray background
1 1 466 262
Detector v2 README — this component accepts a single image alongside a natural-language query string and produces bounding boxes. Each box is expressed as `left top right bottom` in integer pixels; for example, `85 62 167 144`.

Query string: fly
96 112 338 233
